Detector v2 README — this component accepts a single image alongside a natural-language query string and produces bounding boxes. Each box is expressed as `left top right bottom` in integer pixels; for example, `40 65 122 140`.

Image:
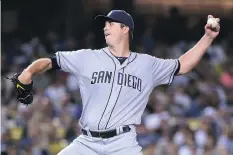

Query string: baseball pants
57 125 142 155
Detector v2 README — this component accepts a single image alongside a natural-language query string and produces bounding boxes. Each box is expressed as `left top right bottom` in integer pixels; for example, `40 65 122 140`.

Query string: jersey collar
103 47 137 69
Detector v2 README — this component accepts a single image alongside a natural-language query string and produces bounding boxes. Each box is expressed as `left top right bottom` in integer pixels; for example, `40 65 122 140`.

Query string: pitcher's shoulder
71 48 106 57
90 47 109 55
134 53 155 61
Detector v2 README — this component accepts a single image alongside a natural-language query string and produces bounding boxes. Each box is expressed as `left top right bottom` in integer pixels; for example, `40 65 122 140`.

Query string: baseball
207 18 218 28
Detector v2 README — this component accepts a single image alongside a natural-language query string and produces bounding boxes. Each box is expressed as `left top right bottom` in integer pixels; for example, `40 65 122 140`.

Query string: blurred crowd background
1 0 233 155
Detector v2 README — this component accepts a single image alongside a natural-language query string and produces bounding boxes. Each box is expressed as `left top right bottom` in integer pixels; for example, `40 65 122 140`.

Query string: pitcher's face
104 21 126 46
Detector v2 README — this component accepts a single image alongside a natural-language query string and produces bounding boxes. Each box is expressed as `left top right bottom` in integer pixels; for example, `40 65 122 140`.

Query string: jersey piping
97 49 117 130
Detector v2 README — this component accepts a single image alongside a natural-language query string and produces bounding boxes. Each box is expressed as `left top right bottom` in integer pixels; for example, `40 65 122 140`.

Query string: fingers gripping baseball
205 15 220 39
206 15 220 32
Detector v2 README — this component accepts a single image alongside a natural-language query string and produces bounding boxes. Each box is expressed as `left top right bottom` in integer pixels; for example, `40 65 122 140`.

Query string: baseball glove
3 73 34 106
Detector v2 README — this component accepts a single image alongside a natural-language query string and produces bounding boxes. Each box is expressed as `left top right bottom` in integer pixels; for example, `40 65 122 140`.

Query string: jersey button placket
112 68 122 103
104 67 123 129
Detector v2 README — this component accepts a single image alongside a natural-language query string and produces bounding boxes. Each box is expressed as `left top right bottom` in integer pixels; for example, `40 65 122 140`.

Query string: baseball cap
95 10 134 39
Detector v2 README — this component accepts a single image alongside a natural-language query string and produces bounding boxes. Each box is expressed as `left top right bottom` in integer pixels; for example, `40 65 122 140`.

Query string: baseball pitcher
8 10 220 155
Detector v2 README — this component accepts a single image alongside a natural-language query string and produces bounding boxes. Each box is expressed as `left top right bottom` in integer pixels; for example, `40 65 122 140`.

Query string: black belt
81 125 131 139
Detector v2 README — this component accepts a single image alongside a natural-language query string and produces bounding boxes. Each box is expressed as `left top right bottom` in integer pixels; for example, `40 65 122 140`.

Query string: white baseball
207 18 218 28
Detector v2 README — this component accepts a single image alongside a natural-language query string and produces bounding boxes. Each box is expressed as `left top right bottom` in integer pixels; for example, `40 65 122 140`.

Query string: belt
81 125 131 139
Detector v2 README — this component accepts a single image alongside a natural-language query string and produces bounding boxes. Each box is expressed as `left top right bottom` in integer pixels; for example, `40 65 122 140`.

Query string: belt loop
86 128 92 137
116 127 119 135
119 126 123 134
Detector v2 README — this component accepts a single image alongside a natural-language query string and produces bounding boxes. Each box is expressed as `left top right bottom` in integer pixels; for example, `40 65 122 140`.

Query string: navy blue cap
95 10 134 39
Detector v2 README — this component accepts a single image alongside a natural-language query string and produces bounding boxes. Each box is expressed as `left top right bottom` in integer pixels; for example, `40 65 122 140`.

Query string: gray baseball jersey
55 47 179 131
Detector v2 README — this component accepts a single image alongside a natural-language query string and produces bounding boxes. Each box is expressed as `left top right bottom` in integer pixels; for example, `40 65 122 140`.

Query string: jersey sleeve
151 57 180 86
55 49 92 75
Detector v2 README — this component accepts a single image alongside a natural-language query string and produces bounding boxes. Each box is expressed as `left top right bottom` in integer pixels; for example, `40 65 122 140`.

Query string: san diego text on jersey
91 71 142 91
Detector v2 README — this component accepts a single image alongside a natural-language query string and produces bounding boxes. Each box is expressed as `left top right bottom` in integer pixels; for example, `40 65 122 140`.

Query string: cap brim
95 15 121 23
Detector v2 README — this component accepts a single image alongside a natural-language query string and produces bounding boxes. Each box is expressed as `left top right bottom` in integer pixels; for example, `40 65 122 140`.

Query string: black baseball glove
3 73 34 106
